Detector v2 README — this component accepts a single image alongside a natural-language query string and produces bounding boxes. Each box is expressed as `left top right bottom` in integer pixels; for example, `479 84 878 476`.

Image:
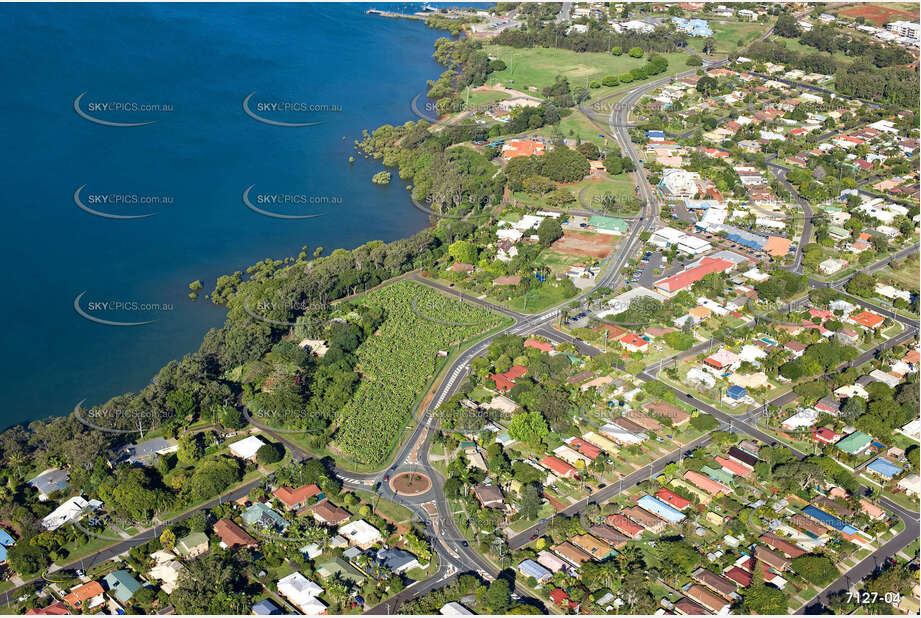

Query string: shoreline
6 10 454 433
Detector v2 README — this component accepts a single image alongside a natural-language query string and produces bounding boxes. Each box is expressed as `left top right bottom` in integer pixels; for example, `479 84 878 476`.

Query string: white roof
869 369 901 388
739 344 767 363
898 474 920 494
652 226 686 243
783 408 819 429
679 235 712 250
742 268 770 282
441 602 474 615
228 435 267 459
687 367 716 388
277 572 325 613
339 519 382 545
41 496 102 531
599 424 644 445
899 419 921 440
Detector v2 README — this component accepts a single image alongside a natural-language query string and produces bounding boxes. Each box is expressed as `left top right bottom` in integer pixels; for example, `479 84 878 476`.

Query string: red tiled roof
540 456 577 478
655 257 734 293
619 333 647 348
760 534 806 559
503 140 546 159
27 601 71 615
273 484 322 508
567 437 601 460
214 519 258 548
724 566 753 587
606 513 643 537
549 588 569 606
715 456 753 478
504 365 527 380
655 487 691 510
63 583 104 609
683 470 731 495
813 427 840 444
851 311 884 329
488 373 515 392
524 339 554 352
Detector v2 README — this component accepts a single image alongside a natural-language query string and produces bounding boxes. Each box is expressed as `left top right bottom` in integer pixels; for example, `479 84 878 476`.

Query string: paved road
800 509 920 613
290 61 917 613
1 477 264 605
766 161 814 273
507 430 718 550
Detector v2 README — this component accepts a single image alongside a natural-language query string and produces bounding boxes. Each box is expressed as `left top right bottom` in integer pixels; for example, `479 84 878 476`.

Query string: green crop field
334 281 505 464
484 45 689 91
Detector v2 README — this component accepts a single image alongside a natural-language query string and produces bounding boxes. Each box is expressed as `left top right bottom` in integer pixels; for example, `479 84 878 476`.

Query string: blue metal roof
803 506 858 536
726 385 747 399
637 495 686 523
867 458 902 479
518 559 552 581
0 529 14 547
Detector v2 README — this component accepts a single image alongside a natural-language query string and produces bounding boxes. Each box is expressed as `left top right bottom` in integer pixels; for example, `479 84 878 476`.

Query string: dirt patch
543 491 567 511
550 231 617 258
838 3 918 24
390 471 432 496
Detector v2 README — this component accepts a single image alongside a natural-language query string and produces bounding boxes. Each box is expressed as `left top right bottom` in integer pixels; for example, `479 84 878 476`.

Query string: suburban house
175 531 209 558
63 582 105 611
473 484 505 509
540 455 578 479
102 570 142 604
312 501 351 526
28 468 69 501
227 435 268 461
273 484 323 511
339 519 382 549
277 572 326 615
213 519 258 549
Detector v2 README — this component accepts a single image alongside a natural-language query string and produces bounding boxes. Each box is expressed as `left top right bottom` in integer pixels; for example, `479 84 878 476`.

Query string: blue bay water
0 3 467 427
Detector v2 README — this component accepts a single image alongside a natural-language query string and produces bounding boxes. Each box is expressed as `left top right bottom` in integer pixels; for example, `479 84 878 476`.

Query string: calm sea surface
0 3 481 427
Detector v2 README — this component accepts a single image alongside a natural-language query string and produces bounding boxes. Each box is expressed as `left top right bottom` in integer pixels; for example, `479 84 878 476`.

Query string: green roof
588 215 628 233
242 502 288 530
318 558 366 584
176 531 208 556
103 569 142 603
701 465 734 486
827 225 850 237
836 430 872 454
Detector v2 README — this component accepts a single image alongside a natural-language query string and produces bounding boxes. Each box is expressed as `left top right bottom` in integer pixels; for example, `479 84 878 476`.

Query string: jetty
366 9 426 21
367 8 463 21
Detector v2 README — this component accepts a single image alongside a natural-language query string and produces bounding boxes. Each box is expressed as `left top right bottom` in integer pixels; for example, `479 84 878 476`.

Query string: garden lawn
484 45 689 91
356 491 413 524
686 19 773 56
506 284 577 314
879 257 920 292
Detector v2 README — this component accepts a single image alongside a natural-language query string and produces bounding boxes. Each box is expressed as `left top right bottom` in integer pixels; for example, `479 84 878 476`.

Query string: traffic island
389 471 432 496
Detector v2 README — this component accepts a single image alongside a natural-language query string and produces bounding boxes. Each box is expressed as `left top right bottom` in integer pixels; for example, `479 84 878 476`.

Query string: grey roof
375 547 418 571
252 600 282 615
28 469 69 497
343 547 362 560
124 437 173 465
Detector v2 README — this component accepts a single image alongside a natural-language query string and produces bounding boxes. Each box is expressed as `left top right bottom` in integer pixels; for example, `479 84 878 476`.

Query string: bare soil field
838 3 918 25
550 231 617 258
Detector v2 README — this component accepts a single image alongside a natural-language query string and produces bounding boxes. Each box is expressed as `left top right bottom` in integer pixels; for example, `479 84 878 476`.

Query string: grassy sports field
484 45 690 91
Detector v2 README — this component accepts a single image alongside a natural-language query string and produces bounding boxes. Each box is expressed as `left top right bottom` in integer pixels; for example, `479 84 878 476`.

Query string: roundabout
389 471 432 497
